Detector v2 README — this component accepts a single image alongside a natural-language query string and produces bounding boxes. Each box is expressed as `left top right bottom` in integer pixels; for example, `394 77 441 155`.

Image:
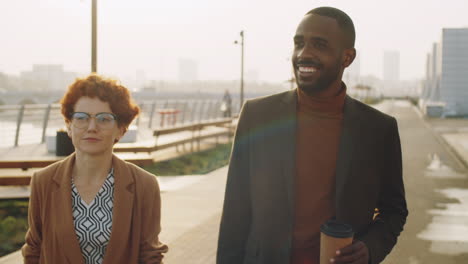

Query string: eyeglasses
71 112 118 130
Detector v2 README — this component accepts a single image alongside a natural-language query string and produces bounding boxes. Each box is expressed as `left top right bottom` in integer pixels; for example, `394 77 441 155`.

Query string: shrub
0 200 29 256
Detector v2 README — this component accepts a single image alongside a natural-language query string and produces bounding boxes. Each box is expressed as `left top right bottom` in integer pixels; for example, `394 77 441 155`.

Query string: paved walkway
378 100 468 171
0 166 228 264
2 100 468 263
160 167 227 263
429 119 468 169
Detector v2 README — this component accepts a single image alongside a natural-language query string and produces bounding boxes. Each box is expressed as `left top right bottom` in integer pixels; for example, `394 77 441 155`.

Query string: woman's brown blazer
22 153 168 264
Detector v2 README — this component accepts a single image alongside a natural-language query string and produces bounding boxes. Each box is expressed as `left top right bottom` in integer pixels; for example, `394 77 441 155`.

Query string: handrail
0 99 239 148
114 117 235 153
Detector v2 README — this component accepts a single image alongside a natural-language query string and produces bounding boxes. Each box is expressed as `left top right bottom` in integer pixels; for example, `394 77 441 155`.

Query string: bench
157 108 181 127
0 175 33 186
199 118 234 128
0 156 153 171
114 118 234 153
154 118 234 151
0 155 154 186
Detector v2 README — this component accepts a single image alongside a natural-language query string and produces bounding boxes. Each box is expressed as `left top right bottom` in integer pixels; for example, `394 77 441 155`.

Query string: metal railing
0 99 239 148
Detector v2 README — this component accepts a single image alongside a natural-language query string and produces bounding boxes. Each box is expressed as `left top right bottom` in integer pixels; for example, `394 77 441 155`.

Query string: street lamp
234 30 244 110
91 0 97 73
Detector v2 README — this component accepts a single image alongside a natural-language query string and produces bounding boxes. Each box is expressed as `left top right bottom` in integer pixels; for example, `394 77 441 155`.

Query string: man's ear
343 48 356 68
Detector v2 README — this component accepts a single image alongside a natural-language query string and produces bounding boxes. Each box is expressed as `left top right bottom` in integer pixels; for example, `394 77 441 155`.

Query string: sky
1 0 467 84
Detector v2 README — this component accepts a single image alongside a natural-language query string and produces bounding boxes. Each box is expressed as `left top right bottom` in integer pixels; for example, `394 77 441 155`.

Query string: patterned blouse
71 169 115 264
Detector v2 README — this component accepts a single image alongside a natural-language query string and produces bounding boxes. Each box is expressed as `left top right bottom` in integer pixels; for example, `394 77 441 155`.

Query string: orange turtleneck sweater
291 84 346 264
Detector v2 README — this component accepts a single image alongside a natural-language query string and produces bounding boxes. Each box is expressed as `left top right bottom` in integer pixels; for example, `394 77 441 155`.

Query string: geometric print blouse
71 168 114 264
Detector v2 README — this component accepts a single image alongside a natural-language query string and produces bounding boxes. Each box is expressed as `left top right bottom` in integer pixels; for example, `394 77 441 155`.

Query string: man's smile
296 64 320 78
295 60 322 78
298 66 317 73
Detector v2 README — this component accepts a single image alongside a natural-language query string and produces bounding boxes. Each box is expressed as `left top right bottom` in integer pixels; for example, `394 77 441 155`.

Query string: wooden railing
114 118 234 153
0 117 236 186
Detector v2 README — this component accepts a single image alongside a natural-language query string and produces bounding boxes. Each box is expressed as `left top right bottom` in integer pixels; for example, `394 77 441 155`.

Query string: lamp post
234 30 244 110
91 0 97 73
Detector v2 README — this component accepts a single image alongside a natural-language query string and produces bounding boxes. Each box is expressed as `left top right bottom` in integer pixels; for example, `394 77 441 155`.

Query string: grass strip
143 143 232 176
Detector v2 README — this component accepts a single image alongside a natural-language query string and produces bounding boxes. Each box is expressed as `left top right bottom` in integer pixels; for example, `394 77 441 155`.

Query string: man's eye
314 42 327 49
294 41 304 47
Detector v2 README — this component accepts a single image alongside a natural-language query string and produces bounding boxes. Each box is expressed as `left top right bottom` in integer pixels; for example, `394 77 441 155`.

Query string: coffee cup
320 219 354 264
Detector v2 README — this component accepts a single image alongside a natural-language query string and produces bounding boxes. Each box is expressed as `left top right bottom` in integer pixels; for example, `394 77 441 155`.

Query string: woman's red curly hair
60 74 140 132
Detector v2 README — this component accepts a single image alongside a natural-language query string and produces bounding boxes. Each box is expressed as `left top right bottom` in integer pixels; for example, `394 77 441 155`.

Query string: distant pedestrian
22 74 168 264
217 6 407 264
221 89 232 118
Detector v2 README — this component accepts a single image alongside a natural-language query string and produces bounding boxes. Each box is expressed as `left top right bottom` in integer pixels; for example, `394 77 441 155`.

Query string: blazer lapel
335 96 362 222
51 154 85 264
103 155 135 264
278 90 298 219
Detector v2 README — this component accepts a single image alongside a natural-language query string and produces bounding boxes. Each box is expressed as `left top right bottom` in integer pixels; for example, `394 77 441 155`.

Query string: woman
22 74 168 264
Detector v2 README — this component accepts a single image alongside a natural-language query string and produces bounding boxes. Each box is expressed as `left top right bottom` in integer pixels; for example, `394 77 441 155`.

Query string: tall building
421 28 468 116
424 43 441 102
383 50 400 82
178 58 198 82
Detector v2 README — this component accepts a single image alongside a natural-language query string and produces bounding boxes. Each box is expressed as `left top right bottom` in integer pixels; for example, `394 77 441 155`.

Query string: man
221 89 232 117
217 6 407 264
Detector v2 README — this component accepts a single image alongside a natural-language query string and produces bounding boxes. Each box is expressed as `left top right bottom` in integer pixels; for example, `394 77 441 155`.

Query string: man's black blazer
217 89 408 264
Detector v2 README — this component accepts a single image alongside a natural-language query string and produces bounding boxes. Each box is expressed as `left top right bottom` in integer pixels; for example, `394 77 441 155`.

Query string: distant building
20 64 77 91
421 28 468 117
422 43 441 103
381 50 403 97
383 50 400 82
178 58 198 82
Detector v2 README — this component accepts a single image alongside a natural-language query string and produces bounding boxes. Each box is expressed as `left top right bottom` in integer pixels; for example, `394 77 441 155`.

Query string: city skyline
421 28 468 116
1 0 467 85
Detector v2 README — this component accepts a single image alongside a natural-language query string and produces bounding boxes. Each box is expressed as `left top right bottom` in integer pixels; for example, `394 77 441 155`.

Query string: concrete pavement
0 166 228 264
377 100 468 264
2 100 468 263
159 167 227 264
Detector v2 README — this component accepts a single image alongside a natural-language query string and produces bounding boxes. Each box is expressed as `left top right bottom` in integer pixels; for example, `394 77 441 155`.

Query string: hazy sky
1 0 467 84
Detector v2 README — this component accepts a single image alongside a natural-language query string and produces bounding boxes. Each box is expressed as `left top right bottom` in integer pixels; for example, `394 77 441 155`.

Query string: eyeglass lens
71 112 116 129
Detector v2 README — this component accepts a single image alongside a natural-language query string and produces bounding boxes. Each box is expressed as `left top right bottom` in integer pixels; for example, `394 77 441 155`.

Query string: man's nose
297 43 314 59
